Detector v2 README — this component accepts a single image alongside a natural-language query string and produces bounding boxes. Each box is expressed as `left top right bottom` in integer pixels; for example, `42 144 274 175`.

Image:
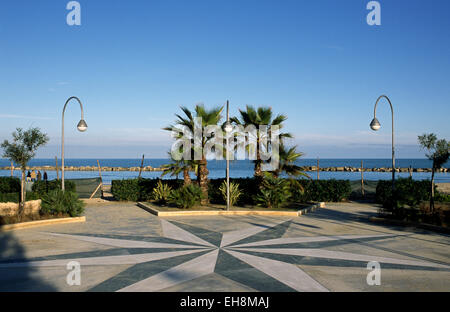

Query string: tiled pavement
0 201 449 292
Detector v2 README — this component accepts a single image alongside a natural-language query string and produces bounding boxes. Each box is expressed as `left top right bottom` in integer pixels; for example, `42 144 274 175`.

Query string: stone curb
0 216 86 232
136 202 324 217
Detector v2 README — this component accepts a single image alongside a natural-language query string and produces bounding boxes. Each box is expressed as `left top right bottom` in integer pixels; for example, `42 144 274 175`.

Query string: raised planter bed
137 202 324 217
0 216 86 232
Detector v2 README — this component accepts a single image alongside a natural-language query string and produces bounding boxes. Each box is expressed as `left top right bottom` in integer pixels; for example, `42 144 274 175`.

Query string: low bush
255 174 291 209
0 192 40 203
436 192 450 203
168 184 203 209
110 177 351 204
0 177 20 193
208 178 259 205
219 181 242 206
292 179 351 202
375 178 450 219
376 178 433 210
111 178 183 201
0 192 20 203
40 189 85 217
152 181 172 205
111 179 140 201
32 179 76 196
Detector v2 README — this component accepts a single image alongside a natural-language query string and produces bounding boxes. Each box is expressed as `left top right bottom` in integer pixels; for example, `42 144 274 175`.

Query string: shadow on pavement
306 205 450 247
0 231 56 291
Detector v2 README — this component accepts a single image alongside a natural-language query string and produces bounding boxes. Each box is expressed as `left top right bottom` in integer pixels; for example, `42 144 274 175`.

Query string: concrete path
0 201 449 292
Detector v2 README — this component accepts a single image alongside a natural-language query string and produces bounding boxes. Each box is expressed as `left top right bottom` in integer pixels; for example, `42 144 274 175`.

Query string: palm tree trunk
254 147 262 178
199 157 209 204
183 168 191 186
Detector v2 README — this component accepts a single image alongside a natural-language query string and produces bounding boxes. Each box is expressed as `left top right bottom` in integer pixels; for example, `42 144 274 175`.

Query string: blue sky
0 0 449 159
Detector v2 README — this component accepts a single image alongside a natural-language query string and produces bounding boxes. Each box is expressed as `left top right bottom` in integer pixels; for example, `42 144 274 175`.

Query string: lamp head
370 118 381 131
77 119 88 132
224 122 233 133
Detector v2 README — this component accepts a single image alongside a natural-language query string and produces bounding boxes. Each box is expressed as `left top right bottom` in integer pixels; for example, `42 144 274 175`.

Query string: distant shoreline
1 165 447 173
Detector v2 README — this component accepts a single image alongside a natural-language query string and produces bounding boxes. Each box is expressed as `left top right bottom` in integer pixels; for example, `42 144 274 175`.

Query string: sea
0 159 449 184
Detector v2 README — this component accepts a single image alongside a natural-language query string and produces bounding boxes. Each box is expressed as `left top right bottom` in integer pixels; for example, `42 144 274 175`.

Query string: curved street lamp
224 100 233 211
370 95 395 191
62 96 88 191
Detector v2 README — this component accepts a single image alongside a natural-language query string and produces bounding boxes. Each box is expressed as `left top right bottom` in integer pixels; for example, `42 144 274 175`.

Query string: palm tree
164 104 223 203
273 145 309 179
161 152 198 186
230 106 292 178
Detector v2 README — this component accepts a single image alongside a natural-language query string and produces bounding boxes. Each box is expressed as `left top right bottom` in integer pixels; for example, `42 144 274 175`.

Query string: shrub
287 179 305 202
169 184 203 209
0 177 20 193
293 179 351 202
435 192 450 203
32 179 76 196
110 177 351 204
0 192 20 203
255 174 291 209
208 178 259 205
219 181 242 207
0 192 40 203
111 179 140 201
111 178 183 201
40 190 85 217
375 178 442 213
152 181 172 205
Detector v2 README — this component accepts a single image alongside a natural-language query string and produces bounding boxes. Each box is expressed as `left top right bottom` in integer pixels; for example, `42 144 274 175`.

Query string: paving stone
0 201 449 292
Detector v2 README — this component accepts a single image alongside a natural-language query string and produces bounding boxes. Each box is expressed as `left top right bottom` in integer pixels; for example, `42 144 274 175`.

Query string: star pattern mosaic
1 219 449 292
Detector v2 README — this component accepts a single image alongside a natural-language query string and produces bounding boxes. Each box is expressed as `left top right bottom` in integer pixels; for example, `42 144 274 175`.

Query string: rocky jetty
1 165 167 172
303 166 448 173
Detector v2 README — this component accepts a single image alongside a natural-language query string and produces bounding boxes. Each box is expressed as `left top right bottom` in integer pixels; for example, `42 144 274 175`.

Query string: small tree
1 128 49 216
418 133 449 213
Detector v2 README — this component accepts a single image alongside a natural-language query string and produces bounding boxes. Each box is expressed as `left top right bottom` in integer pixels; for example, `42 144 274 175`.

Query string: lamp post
370 95 395 191
224 100 233 211
62 96 88 191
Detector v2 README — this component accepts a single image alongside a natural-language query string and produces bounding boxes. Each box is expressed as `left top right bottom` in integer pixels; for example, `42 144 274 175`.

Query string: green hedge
32 179 76 196
0 192 20 203
0 177 21 193
375 178 450 225
0 178 74 203
375 178 446 211
111 177 351 203
0 192 40 203
293 179 352 202
111 178 183 201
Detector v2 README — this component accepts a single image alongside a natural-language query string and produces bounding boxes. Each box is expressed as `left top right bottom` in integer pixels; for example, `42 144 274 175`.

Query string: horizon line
1 157 432 160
